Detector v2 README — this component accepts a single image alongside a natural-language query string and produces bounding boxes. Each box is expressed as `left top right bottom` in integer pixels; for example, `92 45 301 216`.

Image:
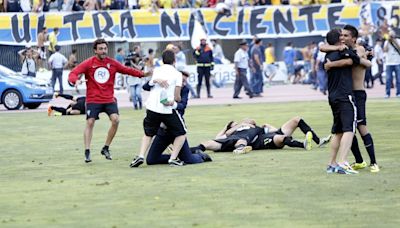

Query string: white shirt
20 0 31 12
145 64 182 114
384 38 400 65
234 48 249 69
175 51 186 71
374 43 384 60
21 58 36 76
48 52 68 69
213 44 225 60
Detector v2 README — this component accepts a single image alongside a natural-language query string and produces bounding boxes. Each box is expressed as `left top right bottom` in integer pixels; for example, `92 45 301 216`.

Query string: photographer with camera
357 38 374 88
383 30 400 98
18 45 39 77
125 47 146 110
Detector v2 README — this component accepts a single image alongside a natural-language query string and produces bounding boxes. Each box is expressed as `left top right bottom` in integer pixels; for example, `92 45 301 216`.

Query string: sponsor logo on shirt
94 67 110 84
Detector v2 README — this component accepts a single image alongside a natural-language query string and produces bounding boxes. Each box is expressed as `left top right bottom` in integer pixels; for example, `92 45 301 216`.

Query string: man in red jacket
69 38 150 163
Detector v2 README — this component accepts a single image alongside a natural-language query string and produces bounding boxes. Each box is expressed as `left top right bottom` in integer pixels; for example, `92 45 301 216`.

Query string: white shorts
39 47 46 60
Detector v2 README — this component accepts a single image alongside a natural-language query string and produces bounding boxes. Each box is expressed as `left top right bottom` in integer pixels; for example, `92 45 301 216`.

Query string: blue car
0 65 53 110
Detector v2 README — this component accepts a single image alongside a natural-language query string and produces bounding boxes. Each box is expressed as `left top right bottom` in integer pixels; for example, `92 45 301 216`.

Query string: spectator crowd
0 0 380 13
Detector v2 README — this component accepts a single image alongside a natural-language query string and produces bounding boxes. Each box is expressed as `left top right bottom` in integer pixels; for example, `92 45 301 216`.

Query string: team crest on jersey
263 138 272 145
107 63 111 69
94 67 110 84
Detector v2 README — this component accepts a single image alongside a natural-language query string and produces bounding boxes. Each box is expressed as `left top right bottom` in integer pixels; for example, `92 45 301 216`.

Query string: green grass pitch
1 99 399 227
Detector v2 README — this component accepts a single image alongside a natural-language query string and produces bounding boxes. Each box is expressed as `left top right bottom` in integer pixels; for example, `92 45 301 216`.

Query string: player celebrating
68 38 151 163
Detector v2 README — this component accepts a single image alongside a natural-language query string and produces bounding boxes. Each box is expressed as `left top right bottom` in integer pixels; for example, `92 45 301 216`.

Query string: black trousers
197 66 211 97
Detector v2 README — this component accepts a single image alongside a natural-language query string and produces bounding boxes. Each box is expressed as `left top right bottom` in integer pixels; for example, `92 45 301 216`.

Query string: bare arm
383 41 389 52
174 86 181 102
225 123 255 137
254 54 261 67
360 58 372 68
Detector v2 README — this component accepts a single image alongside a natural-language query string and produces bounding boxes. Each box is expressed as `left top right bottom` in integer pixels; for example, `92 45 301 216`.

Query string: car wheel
24 103 41 109
2 89 23 110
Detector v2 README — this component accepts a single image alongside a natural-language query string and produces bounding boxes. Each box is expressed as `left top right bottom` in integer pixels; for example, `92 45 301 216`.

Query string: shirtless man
323 25 378 172
37 27 48 70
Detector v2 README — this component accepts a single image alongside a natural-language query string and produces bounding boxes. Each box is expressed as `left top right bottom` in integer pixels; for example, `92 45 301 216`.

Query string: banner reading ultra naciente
0 2 398 46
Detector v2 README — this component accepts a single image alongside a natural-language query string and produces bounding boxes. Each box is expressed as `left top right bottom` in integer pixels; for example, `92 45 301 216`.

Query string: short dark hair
255 39 262 44
55 45 61 52
72 49 77 54
117 48 122 52
93 38 108 50
343 24 358 38
53 27 59 32
148 48 154 54
162 49 175 65
326 29 341 45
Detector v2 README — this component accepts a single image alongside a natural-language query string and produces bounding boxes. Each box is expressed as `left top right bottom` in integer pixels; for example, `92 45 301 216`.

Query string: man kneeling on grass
130 49 187 167
130 70 212 167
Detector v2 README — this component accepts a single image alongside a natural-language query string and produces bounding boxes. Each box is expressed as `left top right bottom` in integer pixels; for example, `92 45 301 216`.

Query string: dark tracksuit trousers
146 128 204 165
197 66 211 97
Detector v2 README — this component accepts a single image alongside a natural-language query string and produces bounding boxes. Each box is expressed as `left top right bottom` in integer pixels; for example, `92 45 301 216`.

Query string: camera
125 51 145 70
357 38 373 61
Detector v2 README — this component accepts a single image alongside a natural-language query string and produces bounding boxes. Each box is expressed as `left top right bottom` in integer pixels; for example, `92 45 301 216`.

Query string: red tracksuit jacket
69 56 143 103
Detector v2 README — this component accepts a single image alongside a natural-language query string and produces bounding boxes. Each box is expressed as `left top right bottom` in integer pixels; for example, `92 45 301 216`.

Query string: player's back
325 50 353 102
145 64 182 114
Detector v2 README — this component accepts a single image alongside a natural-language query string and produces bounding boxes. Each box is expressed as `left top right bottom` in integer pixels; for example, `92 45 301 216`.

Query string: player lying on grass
47 93 86 116
190 117 331 154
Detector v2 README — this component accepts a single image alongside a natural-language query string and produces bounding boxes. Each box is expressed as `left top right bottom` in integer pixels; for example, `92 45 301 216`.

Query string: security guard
193 38 214 98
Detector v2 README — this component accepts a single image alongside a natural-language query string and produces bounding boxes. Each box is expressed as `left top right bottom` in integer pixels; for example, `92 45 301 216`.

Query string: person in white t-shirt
233 40 253 99
383 30 400 98
373 38 384 85
130 49 187 167
18 46 38 77
48 45 68 94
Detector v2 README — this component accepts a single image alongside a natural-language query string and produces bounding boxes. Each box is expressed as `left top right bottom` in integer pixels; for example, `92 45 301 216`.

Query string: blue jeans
385 64 400 96
51 69 63 94
317 70 327 92
250 69 263 94
130 85 142 109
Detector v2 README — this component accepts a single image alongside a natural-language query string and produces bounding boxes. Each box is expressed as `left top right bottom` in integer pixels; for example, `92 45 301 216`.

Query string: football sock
362 133 376 164
298 119 320 144
103 145 109 150
283 136 304 148
351 136 364 163
51 107 67 115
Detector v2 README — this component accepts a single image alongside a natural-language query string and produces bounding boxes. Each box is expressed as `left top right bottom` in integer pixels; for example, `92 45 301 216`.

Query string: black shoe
168 158 185 167
233 96 242 99
249 94 254 98
207 95 213 98
193 149 212 162
85 151 92 163
130 156 144 168
101 147 112 160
